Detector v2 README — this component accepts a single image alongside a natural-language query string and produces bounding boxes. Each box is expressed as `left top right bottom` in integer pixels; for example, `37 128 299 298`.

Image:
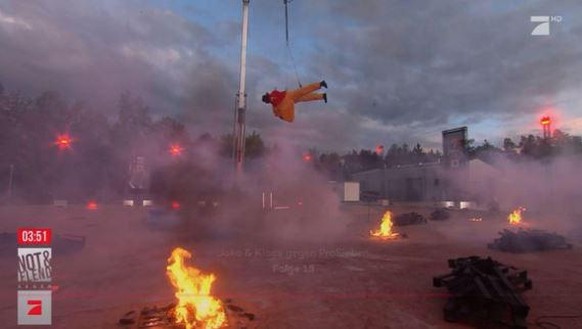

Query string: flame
370 211 399 239
508 207 525 225
540 116 551 126
166 247 226 329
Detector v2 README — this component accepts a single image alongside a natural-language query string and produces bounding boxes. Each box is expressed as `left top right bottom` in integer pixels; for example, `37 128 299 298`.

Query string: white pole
233 0 250 175
238 0 249 110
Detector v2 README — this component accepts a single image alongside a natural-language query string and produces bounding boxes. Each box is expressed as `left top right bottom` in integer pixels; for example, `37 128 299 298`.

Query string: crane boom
233 0 250 175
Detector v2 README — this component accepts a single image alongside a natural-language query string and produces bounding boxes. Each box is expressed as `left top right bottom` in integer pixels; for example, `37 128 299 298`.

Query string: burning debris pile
166 247 227 329
393 212 427 226
433 256 532 329
488 229 573 253
119 247 255 329
118 301 255 329
119 304 176 328
370 211 402 239
508 207 525 226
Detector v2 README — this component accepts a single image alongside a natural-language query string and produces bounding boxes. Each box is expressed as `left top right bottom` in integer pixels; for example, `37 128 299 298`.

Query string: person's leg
289 82 323 102
296 92 324 103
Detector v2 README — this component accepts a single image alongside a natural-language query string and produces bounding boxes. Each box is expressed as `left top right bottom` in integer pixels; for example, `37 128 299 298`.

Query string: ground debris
429 208 450 221
393 212 427 226
118 300 255 328
433 256 532 329
488 228 572 253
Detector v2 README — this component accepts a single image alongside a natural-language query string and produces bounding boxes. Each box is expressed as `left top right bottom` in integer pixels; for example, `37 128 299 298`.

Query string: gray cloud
0 0 581 151
0 0 227 120
301 0 582 148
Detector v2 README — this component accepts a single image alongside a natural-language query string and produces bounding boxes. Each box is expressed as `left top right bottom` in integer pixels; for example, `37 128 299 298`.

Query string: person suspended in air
262 80 328 123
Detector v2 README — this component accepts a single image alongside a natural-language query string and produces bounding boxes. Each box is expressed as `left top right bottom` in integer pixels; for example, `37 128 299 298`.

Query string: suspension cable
284 0 302 87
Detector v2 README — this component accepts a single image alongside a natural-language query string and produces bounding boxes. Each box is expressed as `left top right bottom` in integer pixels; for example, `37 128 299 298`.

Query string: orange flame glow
540 116 551 126
166 247 226 329
370 211 399 239
508 207 525 225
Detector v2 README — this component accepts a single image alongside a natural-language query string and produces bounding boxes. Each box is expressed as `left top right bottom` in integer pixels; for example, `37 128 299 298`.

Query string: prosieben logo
531 16 562 36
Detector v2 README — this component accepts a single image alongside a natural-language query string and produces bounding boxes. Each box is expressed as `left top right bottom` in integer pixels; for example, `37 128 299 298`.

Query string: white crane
232 0 298 176
232 0 250 175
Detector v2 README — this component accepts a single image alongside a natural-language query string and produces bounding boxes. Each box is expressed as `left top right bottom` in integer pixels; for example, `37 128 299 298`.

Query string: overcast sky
1 0 581 151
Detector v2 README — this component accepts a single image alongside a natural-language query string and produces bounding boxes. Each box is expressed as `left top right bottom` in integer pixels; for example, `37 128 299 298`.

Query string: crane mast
233 0 250 175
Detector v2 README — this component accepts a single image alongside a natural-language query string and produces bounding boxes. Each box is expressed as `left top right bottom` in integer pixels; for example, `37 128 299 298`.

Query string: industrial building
352 158 500 205
351 127 503 206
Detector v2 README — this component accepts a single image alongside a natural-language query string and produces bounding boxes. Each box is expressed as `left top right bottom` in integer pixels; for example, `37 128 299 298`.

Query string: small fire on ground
508 207 526 226
166 247 227 329
370 210 400 239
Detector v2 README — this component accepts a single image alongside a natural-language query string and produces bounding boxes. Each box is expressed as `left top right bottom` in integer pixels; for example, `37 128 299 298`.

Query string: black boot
320 80 328 88
323 93 328 103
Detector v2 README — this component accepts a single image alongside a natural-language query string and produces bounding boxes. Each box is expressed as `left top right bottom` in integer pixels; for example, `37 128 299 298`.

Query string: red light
375 145 384 155
303 153 312 162
169 144 184 157
171 201 180 210
540 116 551 126
86 201 98 210
54 134 73 150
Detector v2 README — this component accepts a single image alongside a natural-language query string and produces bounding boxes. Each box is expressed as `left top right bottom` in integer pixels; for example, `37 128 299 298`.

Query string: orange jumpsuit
269 82 325 122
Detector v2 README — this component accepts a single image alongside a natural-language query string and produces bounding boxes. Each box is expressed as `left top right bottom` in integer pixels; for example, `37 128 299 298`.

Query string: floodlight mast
233 0 250 176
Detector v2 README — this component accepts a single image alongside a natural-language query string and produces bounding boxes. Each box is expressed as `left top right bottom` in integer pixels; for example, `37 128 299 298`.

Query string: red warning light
540 116 551 126
303 153 312 162
169 144 184 157
375 145 384 155
54 134 73 150
171 201 180 210
86 201 98 210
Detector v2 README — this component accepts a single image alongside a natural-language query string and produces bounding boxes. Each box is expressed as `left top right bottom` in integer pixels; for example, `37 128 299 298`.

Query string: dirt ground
1 203 581 329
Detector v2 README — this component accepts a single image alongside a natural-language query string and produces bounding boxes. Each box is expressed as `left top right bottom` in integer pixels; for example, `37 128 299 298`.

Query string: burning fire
370 211 399 239
166 247 226 329
508 207 525 225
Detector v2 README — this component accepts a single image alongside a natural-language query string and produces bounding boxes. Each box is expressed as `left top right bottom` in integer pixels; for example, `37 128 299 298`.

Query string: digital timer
17 228 52 245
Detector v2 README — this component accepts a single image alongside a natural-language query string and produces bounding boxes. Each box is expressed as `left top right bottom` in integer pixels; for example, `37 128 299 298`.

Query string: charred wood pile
488 229 572 253
429 208 450 221
118 300 255 329
393 212 427 226
433 256 532 329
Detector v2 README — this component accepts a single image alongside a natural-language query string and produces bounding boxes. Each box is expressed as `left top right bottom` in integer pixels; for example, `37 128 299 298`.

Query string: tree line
1 82 581 203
